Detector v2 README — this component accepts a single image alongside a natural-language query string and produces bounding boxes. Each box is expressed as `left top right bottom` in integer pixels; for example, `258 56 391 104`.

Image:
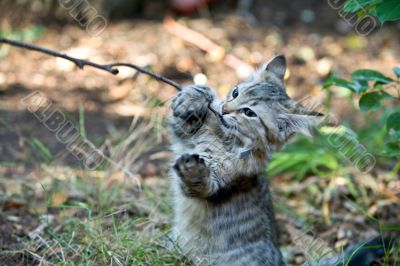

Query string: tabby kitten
168 55 320 266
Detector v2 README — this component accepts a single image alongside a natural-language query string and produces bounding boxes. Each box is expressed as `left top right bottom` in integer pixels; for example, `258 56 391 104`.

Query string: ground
0 1 399 265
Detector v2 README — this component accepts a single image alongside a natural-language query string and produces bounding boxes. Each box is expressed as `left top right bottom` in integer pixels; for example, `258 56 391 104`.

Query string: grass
24 113 192 265
21 170 188 265
1 99 398 266
0 112 188 265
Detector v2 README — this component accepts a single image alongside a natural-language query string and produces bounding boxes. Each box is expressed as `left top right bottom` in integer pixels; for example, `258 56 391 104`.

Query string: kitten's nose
222 105 230 115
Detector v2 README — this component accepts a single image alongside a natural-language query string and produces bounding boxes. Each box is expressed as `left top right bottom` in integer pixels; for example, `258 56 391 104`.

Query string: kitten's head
221 55 322 157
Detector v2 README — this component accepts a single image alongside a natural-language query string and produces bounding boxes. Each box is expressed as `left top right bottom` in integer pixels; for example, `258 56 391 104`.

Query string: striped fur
169 55 318 265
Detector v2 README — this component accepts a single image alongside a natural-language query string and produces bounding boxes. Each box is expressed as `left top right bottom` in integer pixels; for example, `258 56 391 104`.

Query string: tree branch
0 37 182 91
107 62 182 91
0 37 227 123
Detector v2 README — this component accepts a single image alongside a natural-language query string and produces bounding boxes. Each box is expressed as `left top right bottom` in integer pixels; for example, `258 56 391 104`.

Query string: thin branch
107 63 182 91
0 37 227 122
0 37 117 74
0 37 182 91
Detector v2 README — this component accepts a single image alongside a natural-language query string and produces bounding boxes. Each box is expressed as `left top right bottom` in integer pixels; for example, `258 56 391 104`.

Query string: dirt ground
0 0 399 265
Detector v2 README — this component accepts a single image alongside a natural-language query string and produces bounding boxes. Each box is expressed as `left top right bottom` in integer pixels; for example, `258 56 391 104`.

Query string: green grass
0 25 46 59
22 171 189 265
1 98 398 265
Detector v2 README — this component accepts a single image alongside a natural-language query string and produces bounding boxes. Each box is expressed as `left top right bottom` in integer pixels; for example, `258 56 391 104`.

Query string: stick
0 37 226 122
0 37 182 91
0 37 240 154
108 62 181 91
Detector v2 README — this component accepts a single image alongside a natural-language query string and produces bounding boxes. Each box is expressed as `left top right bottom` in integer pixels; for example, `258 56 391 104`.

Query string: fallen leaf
51 192 68 206
3 199 26 210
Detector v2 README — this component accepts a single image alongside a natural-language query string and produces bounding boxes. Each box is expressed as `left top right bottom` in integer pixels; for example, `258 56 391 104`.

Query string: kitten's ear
276 113 321 142
281 99 324 117
264 54 286 80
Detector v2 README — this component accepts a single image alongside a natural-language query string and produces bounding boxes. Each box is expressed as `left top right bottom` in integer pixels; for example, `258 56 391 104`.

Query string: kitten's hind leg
173 153 212 198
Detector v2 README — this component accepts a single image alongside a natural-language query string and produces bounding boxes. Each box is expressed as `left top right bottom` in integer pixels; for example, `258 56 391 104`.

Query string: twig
0 37 118 74
0 37 224 121
107 63 181 91
0 37 182 91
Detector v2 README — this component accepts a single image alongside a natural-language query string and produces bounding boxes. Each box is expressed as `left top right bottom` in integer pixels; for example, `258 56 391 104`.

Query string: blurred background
0 0 399 265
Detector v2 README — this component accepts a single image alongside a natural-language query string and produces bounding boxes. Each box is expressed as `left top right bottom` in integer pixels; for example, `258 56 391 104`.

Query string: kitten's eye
232 88 239 98
242 108 257 117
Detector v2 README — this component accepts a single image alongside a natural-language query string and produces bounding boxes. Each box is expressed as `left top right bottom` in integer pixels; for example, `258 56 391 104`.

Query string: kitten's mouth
208 104 232 128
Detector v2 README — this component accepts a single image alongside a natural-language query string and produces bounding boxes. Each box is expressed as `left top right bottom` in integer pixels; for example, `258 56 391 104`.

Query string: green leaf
380 90 396 99
343 0 382 13
268 147 339 179
381 141 400 157
376 0 400 23
323 76 357 92
393 67 400 78
359 92 384 111
373 81 384 89
351 69 393 84
352 80 369 93
387 112 400 134
368 6 378 16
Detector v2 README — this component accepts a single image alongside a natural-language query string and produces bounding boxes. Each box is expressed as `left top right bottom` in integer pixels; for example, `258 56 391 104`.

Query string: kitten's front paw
173 154 209 186
171 85 214 120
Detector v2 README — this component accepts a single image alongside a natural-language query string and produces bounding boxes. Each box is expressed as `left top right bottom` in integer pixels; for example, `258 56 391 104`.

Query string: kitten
168 55 320 265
